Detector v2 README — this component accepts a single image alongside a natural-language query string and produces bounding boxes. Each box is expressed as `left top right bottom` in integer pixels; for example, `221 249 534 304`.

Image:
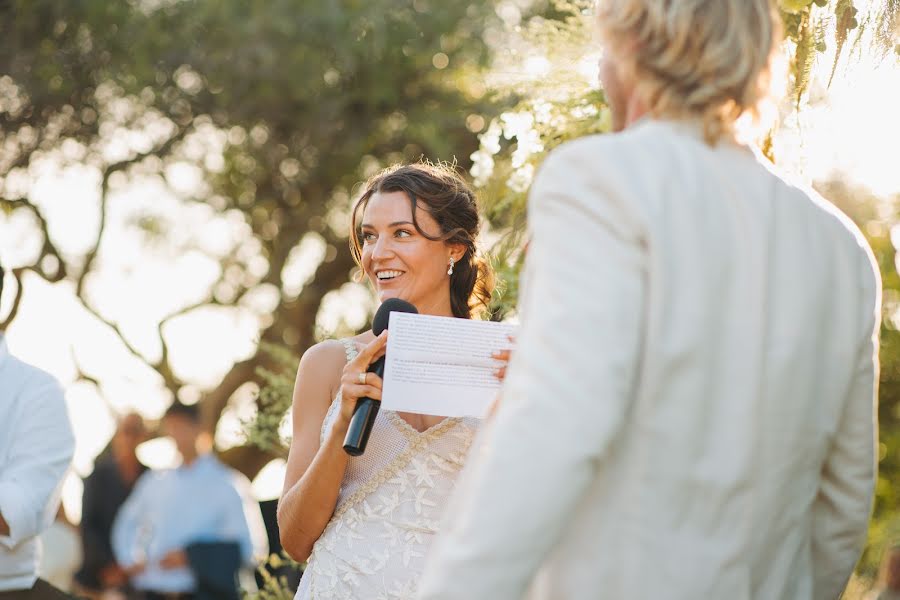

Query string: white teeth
376 270 403 280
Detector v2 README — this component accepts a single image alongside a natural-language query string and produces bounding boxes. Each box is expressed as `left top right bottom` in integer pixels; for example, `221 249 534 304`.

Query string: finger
343 384 383 402
354 331 389 367
372 344 387 363
491 349 512 361
346 371 369 387
344 370 386 388
493 366 507 381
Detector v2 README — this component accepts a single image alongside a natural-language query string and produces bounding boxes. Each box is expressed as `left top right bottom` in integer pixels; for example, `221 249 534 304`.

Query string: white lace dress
294 339 480 600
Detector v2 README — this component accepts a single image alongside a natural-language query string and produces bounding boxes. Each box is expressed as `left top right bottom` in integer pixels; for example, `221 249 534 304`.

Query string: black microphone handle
343 356 386 456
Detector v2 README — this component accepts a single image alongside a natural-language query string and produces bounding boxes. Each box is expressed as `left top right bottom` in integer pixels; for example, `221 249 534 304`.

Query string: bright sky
0 17 898 523
776 51 900 197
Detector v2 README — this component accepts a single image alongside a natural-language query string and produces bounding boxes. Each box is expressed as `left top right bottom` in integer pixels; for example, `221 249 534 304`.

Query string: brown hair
350 163 494 320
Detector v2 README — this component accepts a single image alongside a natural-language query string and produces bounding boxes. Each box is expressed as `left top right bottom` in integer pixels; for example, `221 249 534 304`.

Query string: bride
277 162 499 599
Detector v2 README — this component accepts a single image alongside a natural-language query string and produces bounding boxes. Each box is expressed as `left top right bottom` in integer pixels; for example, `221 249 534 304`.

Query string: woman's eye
395 229 412 238
362 232 377 243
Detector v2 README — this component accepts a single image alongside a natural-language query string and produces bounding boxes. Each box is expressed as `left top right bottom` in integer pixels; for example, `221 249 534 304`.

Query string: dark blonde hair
350 163 494 320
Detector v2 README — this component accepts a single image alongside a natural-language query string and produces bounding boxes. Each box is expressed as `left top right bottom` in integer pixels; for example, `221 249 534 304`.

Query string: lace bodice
294 339 480 599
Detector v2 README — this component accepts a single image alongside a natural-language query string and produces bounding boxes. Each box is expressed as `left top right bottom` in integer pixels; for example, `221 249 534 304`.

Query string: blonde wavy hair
595 0 782 144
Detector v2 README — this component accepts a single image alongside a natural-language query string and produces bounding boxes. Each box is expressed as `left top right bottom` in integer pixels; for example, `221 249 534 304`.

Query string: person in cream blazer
417 1 881 599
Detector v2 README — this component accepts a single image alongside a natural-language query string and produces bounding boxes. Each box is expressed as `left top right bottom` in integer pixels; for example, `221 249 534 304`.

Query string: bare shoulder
294 339 351 409
300 339 349 368
348 330 375 349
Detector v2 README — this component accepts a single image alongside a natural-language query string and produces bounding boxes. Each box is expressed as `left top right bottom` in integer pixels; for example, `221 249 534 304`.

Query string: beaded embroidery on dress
294 339 480 599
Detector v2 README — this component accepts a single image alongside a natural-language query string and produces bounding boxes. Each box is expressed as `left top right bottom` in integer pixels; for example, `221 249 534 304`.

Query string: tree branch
54 125 196 395
0 267 25 330
0 198 68 282
198 241 355 435
70 345 102 389
156 296 219 378
76 125 191 297
217 443 280 481
76 294 162 374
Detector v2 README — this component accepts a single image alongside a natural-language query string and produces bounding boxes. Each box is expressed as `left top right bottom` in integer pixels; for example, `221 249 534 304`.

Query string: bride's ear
448 242 466 263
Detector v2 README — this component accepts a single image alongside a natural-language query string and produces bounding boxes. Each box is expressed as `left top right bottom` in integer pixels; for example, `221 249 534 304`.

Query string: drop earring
447 257 455 276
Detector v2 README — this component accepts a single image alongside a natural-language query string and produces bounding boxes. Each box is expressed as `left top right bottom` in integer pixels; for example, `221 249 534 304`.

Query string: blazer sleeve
418 138 647 599
811 247 881 599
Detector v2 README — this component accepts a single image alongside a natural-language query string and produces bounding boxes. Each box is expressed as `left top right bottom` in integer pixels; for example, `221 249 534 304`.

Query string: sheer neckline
384 410 460 439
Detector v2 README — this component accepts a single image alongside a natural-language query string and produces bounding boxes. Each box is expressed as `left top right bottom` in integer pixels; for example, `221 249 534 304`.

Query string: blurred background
1 0 898 597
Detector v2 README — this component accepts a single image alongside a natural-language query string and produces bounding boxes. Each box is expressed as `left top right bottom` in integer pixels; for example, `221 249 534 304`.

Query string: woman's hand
491 335 516 382
487 335 516 418
337 331 389 426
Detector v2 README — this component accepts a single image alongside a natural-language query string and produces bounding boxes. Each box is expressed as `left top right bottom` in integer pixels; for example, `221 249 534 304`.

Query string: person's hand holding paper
381 312 517 418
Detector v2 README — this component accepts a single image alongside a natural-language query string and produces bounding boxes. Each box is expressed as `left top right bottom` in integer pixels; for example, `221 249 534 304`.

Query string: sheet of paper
381 312 517 418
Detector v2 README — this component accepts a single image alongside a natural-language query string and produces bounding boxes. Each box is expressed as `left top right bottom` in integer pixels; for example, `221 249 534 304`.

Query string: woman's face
360 191 459 314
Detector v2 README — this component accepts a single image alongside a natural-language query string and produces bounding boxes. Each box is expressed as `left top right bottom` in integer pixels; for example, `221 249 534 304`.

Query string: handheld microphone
343 298 418 456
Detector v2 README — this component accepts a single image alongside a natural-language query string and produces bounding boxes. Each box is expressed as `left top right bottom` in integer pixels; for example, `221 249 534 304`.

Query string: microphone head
372 298 418 335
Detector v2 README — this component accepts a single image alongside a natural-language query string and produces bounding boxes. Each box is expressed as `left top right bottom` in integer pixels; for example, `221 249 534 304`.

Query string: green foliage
812 181 900 583
476 90 611 316
244 343 299 455
777 0 898 99
244 552 303 600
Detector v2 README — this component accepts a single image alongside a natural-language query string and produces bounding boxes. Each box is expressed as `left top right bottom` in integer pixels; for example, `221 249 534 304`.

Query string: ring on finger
357 372 367 385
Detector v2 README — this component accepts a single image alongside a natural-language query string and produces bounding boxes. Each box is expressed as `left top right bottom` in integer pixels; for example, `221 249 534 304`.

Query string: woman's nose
371 235 395 260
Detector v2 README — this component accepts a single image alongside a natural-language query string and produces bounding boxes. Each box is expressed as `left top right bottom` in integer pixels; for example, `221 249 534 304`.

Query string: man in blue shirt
112 402 267 599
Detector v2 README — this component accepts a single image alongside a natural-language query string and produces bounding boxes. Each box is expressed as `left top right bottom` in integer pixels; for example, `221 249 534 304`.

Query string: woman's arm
276 333 388 562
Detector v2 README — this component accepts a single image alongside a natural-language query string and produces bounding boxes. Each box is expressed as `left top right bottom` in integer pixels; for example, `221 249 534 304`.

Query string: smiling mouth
376 270 405 282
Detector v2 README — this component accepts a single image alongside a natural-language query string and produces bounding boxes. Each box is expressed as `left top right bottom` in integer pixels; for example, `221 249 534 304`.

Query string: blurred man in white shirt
0 262 76 598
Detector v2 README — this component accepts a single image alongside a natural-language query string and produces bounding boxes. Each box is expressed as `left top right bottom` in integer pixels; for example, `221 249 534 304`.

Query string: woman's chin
378 290 422 311
377 289 403 303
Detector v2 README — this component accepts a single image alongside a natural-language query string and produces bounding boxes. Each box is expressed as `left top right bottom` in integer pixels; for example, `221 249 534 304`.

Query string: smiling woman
275 162 500 600
350 163 494 320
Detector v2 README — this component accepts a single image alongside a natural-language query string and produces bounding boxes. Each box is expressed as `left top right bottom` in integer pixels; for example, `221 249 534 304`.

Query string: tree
246 0 900 458
0 0 499 477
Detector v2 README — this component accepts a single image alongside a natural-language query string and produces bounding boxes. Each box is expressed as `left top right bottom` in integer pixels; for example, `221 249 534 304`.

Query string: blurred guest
75 413 148 598
870 545 900 600
419 1 881 599
39 506 82 593
112 402 267 600
0 261 77 599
